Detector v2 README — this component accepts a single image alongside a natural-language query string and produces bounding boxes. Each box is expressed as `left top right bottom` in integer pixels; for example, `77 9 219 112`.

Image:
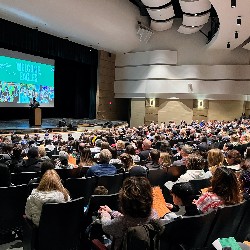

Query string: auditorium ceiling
0 0 249 53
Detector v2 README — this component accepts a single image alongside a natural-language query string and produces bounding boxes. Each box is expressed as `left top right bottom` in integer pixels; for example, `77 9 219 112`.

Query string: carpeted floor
0 240 22 250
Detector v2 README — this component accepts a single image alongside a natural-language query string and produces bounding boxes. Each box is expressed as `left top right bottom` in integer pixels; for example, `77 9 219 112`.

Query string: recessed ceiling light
231 0 236 8
237 16 241 25
235 31 238 39
227 42 231 48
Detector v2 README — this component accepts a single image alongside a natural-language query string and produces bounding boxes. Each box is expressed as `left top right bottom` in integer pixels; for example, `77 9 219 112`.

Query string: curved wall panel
179 0 211 14
141 0 171 8
177 25 203 34
115 65 250 80
116 50 177 67
147 5 174 21
182 13 210 27
150 19 173 31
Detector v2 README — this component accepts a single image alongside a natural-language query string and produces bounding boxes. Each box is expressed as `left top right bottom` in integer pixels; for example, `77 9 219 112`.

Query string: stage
0 118 127 134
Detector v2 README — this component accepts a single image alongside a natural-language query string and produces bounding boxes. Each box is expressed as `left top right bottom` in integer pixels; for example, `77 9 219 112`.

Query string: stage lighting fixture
227 42 230 49
231 0 236 8
237 16 241 25
235 31 238 39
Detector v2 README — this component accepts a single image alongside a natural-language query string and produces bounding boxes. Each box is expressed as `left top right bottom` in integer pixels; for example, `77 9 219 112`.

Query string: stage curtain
0 18 98 120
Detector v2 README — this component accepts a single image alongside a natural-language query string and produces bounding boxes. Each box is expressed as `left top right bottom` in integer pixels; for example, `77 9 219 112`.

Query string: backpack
120 219 164 250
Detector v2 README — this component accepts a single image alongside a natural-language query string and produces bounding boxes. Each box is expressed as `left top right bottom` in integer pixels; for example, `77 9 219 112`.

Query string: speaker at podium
29 107 42 126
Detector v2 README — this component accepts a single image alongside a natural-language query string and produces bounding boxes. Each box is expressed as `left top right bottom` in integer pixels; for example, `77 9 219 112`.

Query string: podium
29 108 42 126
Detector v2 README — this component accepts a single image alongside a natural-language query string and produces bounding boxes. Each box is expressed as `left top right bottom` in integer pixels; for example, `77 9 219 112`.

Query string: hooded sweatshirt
165 170 207 190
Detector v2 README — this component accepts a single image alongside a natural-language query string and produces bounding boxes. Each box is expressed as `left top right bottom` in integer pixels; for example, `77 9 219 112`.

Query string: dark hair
150 149 160 163
120 153 133 170
210 167 242 205
41 160 55 176
227 150 242 164
12 144 22 158
27 147 39 158
101 141 110 150
94 186 108 195
171 182 196 206
109 147 118 159
125 144 136 155
119 177 152 218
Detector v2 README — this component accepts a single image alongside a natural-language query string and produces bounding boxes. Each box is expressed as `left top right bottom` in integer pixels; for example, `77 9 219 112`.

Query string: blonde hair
37 169 69 201
116 140 125 150
159 152 172 168
38 146 46 157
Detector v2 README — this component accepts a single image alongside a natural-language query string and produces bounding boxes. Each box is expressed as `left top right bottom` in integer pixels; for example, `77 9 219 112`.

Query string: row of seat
21 192 250 250
10 163 187 186
160 200 250 249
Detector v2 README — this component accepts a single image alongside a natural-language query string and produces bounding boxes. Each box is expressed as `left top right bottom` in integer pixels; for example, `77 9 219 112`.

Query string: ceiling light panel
179 0 211 14
150 19 174 31
141 0 171 8
182 12 210 26
147 5 174 21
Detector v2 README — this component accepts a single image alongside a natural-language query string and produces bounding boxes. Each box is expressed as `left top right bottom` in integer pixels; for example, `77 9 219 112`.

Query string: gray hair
99 149 112 163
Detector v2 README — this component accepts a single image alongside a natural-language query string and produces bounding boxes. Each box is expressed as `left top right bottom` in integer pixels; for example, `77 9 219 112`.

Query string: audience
2 118 250 245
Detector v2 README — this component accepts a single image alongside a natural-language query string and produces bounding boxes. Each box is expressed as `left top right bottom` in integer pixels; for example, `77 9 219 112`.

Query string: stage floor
0 118 127 134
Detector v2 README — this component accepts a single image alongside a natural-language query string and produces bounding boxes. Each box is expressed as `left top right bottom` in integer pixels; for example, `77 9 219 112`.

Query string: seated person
194 167 243 213
19 147 42 173
146 149 161 169
240 159 250 200
55 151 74 169
25 169 70 226
28 160 55 185
165 153 207 190
86 149 117 177
99 177 158 250
163 182 200 223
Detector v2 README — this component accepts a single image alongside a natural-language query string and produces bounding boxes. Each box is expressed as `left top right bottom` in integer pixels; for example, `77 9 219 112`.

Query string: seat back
205 202 247 247
235 200 250 242
166 165 186 182
160 210 217 250
38 197 85 250
55 168 81 181
147 169 167 187
190 178 211 195
11 172 38 185
85 193 119 223
0 184 28 231
122 219 164 250
96 173 124 194
65 177 96 205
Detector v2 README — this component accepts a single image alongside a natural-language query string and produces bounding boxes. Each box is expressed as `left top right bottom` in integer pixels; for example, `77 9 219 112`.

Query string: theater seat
0 184 28 236
23 197 85 250
65 177 96 206
160 210 217 250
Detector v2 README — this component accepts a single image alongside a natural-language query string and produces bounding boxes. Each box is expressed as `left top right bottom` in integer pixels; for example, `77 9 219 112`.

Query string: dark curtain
0 18 98 120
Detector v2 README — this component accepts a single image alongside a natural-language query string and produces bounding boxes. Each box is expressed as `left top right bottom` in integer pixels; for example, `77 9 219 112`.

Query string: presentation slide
0 49 55 107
